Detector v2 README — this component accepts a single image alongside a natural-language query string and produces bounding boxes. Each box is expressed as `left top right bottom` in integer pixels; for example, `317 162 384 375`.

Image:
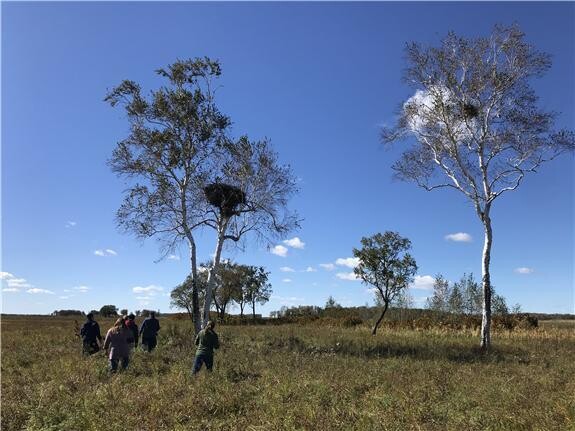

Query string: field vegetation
2 314 574 430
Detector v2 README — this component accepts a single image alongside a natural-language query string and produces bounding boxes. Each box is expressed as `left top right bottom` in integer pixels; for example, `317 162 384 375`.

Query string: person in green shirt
192 320 220 374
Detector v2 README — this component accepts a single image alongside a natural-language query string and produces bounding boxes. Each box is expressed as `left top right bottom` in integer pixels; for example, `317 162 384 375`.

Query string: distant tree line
52 307 161 318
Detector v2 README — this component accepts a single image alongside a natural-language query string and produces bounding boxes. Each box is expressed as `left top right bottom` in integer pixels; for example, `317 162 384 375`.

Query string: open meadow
2 315 574 430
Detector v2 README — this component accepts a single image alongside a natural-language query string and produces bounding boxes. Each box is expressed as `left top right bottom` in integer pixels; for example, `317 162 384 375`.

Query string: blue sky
2 2 573 316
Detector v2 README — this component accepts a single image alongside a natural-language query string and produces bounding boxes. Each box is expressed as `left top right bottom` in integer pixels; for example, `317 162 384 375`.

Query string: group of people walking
80 311 161 372
79 311 219 375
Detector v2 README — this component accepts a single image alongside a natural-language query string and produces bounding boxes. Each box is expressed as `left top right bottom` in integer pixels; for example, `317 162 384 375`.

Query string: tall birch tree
200 137 299 326
381 26 574 348
105 58 229 334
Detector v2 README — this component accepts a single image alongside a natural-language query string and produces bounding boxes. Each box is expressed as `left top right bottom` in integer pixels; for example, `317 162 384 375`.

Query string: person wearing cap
80 312 103 355
139 311 160 352
192 320 220 374
124 313 139 349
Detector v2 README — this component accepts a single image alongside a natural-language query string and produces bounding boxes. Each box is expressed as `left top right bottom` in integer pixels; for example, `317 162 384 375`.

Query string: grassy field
2 316 574 430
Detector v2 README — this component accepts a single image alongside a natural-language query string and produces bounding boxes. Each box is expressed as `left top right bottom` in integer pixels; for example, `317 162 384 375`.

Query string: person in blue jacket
80 313 103 355
139 311 160 352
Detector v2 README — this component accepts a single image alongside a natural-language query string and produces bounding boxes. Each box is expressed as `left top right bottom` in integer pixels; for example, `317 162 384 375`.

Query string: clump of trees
99 305 118 317
427 273 519 316
170 261 271 321
381 25 574 348
106 58 298 333
51 310 84 316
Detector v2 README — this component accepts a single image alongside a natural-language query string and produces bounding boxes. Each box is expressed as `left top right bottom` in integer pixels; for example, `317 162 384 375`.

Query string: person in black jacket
80 313 103 355
124 313 139 349
139 311 160 352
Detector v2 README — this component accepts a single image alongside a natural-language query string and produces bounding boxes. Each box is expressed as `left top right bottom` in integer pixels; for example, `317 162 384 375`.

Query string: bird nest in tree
204 183 246 217
462 103 479 119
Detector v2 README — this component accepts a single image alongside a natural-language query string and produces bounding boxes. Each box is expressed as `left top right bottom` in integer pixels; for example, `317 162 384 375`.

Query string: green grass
2 316 574 430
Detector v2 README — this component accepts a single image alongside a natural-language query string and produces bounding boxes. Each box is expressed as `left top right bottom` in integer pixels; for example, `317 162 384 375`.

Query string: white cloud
336 257 360 268
27 288 54 295
65 221 77 228
282 278 292 283
6 278 32 288
270 295 305 305
94 249 117 257
167 254 180 261
410 275 435 290
271 245 288 257
1 272 33 290
515 267 534 274
319 263 335 271
280 266 295 272
304 266 317 272
73 286 90 293
59 295 72 299
336 272 359 281
404 85 478 139
132 285 163 295
445 232 472 242
283 237 305 249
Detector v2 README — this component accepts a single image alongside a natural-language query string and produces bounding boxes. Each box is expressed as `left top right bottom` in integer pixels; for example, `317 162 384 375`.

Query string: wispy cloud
304 266 317 272
271 245 288 257
132 285 163 295
515 267 534 274
445 232 472 242
336 257 360 268
94 249 118 257
282 278 292 283
2 288 20 293
283 237 305 249
0 272 14 280
73 286 90 293
59 295 72 299
336 272 359 281
27 288 54 295
410 275 435 290
65 221 77 228
280 266 295 272
1 272 33 291
167 254 180 261
319 263 335 271
270 295 305 305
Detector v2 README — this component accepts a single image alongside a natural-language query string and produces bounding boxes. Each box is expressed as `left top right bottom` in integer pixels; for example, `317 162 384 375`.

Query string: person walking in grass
139 311 160 352
193 320 220 375
124 313 139 349
80 312 103 355
103 317 132 372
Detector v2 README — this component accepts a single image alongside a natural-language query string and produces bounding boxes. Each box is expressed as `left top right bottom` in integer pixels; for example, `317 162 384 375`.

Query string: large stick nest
204 183 246 217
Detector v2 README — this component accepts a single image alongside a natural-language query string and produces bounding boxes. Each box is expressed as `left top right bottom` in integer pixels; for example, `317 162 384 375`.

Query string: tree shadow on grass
357 341 529 364
269 335 530 365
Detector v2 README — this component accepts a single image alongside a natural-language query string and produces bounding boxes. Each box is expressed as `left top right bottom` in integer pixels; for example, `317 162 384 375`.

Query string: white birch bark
202 222 227 327
186 235 201 335
480 210 493 349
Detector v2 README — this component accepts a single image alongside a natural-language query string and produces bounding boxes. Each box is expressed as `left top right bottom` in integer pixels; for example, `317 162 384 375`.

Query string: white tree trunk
202 225 226 327
480 212 493 349
187 237 201 335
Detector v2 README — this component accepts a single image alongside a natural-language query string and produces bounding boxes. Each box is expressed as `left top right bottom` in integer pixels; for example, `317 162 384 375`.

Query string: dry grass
2 316 574 430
